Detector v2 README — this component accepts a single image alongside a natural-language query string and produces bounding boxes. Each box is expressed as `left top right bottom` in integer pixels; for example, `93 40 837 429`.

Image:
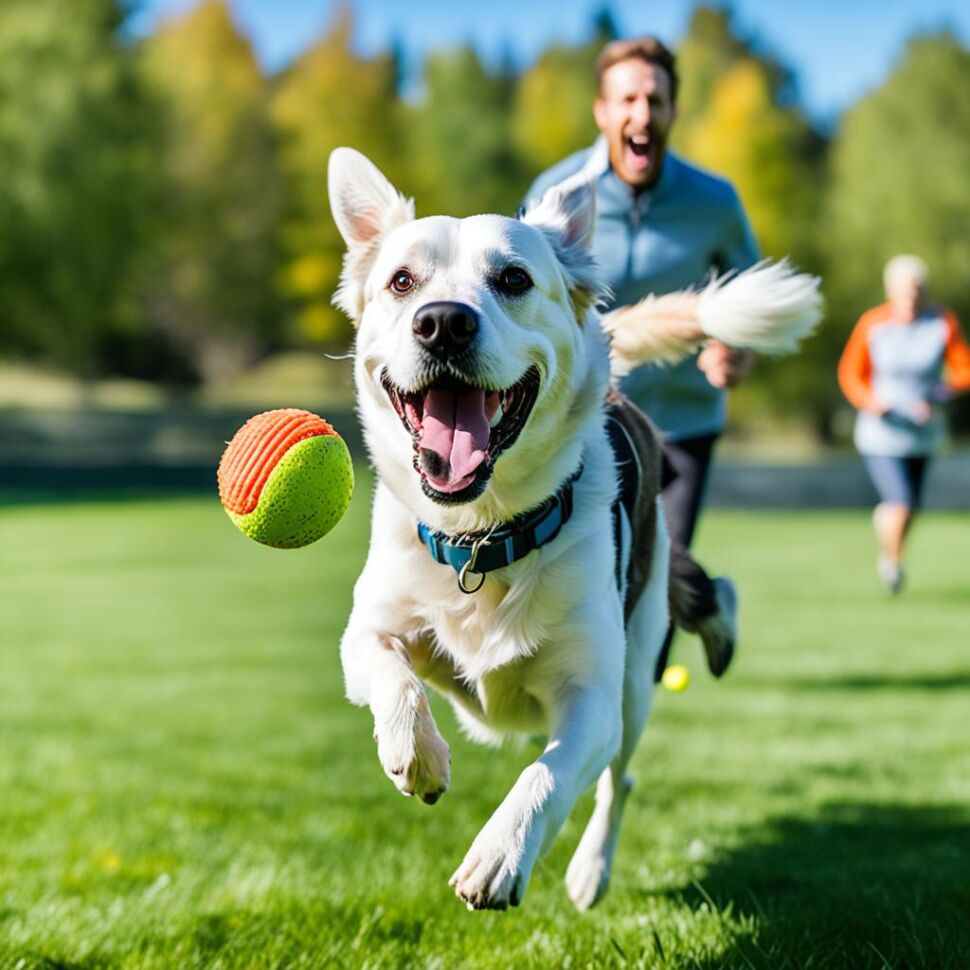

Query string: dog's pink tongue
420 388 489 492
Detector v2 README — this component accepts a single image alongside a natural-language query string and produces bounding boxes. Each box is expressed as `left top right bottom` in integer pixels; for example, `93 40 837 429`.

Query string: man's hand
697 341 753 389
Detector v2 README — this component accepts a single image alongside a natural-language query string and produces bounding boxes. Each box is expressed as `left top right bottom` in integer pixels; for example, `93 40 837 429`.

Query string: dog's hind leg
565 507 669 911
564 762 634 912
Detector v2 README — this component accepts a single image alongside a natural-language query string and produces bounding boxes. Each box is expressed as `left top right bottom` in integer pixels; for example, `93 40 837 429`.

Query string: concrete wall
707 455 970 510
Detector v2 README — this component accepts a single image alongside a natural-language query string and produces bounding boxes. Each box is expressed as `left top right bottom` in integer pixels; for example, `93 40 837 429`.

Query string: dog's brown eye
390 269 414 294
496 266 532 296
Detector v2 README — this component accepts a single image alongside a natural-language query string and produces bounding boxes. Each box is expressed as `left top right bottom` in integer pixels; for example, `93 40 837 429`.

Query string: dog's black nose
412 302 478 358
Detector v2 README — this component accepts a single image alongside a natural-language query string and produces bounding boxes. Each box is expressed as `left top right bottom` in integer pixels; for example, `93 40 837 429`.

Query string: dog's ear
329 147 415 321
521 175 606 319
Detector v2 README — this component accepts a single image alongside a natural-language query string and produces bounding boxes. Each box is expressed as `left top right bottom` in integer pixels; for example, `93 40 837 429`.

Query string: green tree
827 32 970 321
140 0 280 383
826 31 970 435
674 5 798 142
680 58 818 261
673 5 819 261
271 9 400 346
0 0 152 376
671 5 828 434
510 18 611 178
407 45 521 218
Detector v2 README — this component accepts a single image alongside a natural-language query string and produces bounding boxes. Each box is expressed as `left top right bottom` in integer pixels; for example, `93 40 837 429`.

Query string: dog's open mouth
382 366 540 503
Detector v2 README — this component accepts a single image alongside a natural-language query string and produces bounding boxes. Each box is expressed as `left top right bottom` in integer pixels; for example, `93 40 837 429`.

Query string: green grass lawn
1 485 968 969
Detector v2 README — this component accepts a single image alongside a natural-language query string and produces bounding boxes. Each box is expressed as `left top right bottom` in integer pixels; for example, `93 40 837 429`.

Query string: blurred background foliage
1 0 969 442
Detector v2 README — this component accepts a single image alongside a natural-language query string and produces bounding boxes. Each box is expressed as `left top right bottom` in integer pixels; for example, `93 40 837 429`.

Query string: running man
523 36 759 678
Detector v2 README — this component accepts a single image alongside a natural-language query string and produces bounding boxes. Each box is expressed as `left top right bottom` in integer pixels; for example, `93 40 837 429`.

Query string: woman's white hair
884 254 929 292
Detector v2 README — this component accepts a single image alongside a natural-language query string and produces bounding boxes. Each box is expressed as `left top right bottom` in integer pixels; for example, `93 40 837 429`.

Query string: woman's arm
943 310 970 394
837 308 886 414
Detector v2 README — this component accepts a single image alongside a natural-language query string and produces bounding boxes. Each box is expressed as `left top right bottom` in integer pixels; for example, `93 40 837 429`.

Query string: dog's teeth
405 400 422 429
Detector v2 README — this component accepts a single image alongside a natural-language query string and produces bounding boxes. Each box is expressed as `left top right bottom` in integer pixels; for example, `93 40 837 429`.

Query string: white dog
328 147 821 911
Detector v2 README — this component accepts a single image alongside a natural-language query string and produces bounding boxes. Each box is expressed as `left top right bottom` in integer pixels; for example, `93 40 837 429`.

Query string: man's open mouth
382 366 540 503
625 133 652 173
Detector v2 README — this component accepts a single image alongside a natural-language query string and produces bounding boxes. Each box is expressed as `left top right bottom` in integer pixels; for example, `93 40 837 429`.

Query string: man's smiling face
594 58 677 192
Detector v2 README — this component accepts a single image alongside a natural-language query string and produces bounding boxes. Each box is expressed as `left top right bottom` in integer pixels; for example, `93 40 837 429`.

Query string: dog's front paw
449 841 528 911
374 683 450 804
449 763 552 909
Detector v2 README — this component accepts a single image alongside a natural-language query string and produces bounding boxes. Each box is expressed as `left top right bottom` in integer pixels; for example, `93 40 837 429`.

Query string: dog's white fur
329 147 821 911
604 259 823 376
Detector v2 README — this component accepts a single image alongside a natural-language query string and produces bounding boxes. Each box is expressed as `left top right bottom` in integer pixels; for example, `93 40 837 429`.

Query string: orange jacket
837 303 970 412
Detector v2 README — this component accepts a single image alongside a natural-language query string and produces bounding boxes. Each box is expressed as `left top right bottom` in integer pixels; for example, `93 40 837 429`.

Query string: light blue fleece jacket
524 138 759 441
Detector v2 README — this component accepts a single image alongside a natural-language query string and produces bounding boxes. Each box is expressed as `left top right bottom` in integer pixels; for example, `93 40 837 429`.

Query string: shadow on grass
759 673 970 692
904 586 970 607
657 802 970 969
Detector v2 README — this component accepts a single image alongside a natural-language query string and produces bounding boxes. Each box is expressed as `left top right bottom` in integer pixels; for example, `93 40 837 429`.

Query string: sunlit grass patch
1 492 967 968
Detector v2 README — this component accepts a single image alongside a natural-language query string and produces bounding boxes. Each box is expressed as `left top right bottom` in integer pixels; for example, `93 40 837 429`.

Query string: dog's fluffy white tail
699 259 823 355
604 259 823 377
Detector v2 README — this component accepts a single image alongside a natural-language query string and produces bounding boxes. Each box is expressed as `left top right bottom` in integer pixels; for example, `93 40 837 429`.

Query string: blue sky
129 0 970 122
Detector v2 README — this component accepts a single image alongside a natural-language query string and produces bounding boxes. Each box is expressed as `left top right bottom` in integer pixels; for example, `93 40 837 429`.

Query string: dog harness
606 406 641 602
416 466 582 593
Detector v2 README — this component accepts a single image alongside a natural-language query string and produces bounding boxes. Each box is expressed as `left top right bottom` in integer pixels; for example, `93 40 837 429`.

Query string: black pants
660 432 719 547
653 432 719 680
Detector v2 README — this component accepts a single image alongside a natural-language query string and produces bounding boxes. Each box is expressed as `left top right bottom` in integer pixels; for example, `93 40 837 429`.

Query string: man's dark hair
596 36 678 103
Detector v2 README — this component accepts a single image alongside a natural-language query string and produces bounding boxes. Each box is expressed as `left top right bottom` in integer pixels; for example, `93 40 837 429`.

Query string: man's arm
718 188 761 275
699 188 761 388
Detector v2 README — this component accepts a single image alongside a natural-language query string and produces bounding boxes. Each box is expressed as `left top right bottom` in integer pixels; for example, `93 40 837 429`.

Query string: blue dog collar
416 466 583 593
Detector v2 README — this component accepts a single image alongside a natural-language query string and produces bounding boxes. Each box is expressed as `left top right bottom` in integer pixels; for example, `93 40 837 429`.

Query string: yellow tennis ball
217 408 354 549
662 664 690 692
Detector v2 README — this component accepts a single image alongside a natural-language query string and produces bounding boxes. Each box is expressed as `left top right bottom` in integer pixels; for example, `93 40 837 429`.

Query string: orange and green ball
217 409 354 549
